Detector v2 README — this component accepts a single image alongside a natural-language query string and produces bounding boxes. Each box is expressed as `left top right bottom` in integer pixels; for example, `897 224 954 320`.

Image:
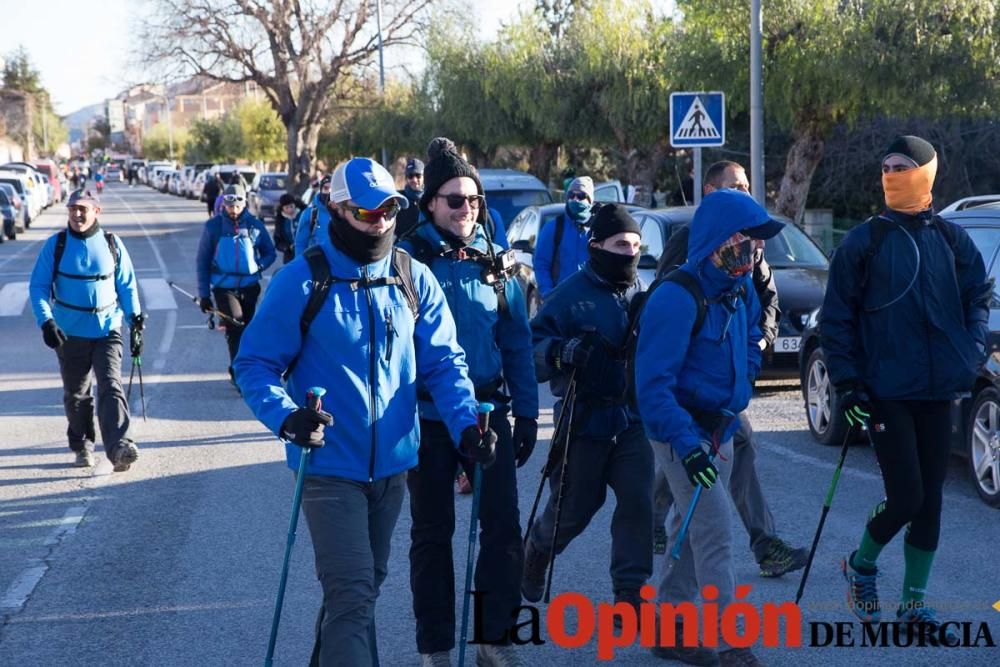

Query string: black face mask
318 192 330 206
328 209 395 264
588 246 639 289
68 219 101 239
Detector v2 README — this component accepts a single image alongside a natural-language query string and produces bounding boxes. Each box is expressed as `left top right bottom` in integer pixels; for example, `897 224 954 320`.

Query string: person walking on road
203 173 222 217
651 160 808 578
533 176 596 299
28 189 144 471
273 193 300 264
395 158 424 240
195 183 276 386
294 174 332 256
636 190 782 667
233 156 495 667
399 137 538 667
823 135 990 634
524 204 654 620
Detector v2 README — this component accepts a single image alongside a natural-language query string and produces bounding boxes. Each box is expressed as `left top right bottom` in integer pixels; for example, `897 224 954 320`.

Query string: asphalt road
1 183 998 666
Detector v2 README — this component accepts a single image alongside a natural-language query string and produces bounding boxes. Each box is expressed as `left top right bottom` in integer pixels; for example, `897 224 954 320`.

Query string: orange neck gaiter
882 155 937 214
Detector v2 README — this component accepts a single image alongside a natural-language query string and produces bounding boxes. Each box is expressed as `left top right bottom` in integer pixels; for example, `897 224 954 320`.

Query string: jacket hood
687 190 778 265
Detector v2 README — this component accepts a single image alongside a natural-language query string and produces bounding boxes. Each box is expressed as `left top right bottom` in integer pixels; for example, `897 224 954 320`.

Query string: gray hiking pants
301 473 406 667
653 437 736 650
56 331 131 460
653 412 777 561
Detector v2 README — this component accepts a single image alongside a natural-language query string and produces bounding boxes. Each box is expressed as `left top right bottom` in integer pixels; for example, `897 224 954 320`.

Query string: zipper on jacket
233 219 241 288
363 266 378 482
385 309 395 362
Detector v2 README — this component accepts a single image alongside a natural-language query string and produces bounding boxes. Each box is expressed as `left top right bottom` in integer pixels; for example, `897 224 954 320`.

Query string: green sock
851 527 884 573
900 541 935 611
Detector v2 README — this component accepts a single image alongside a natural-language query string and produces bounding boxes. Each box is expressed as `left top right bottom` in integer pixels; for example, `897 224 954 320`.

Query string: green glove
682 448 718 489
839 385 872 428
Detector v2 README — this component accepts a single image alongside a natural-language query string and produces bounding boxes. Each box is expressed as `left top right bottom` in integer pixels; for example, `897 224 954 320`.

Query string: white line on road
0 505 85 611
0 239 42 271
0 281 28 316
139 277 178 310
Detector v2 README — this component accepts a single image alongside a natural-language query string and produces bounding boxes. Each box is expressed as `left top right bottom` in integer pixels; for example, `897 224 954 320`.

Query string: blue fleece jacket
534 211 589 298
233 239 480 482
196 209 276 296
29 225 141 338
636 191 766 456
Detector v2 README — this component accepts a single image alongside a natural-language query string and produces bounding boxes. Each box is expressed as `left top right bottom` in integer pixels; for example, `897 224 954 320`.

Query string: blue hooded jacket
534 211 590 298
29 225 141 338
233 237 480 482
821 208 990 400
399 222 538 421
635 191 767 456
294 196 331 256
196 209 276 296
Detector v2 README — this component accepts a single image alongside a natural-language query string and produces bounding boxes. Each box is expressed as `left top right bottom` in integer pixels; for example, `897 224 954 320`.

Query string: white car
0 171 42 221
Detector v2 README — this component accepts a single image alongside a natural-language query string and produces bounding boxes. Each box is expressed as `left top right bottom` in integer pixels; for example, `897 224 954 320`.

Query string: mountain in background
62 102 105 143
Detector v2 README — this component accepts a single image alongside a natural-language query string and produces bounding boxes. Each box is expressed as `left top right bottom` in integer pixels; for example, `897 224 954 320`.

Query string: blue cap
330 158 409 210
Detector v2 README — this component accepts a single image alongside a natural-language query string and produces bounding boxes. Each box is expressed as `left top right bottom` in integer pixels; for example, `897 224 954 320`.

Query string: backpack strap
550 215 565 285
51 230 67 295
931 215 959 256
390 248 420 323
860 215 894 289
664 269 708 336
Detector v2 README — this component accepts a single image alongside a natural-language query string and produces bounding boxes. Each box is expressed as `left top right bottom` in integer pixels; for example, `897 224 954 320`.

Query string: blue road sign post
670 92 726 205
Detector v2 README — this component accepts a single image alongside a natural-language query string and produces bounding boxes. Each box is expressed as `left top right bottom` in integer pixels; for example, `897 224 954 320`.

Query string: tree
144 124 189 162
673 0 1000 222
236 99 286 166
140 0 435 191
31 91 70 156
2 46 42 93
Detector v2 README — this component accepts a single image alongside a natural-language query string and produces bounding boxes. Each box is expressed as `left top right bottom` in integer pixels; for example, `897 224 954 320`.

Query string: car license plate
773 336 800 353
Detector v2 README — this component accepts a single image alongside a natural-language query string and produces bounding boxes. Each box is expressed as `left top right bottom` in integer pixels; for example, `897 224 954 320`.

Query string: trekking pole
126 327 147 422
523 368 578 547
264 386 326 667
671 409 737 561
543 385 579 604
167 281 244 327
795 423 856 605
458 402 494 667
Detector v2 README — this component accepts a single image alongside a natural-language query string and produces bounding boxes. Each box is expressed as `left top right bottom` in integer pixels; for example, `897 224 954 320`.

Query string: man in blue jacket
524 204 653 621
533 176 594 299
823 135 991 634
636 190 781 667
234 157 495 667
400 137 538 667
29 189 144 471
195 183 276 384
294 174 332 256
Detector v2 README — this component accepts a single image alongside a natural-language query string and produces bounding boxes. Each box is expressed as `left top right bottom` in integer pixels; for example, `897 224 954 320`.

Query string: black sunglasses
435 193 484 209
566 191 590 201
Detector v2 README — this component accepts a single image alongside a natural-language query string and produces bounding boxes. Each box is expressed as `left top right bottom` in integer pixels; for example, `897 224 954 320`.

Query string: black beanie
589 204 641 242
419 137 484 221
278 193 296 208
884 135 936 167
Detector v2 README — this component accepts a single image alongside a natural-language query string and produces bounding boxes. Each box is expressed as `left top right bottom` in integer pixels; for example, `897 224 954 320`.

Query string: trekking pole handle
477 402 494 432
306 387 326 412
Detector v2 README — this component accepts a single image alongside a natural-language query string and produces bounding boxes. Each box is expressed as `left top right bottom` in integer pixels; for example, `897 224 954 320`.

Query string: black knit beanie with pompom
418 137 484 221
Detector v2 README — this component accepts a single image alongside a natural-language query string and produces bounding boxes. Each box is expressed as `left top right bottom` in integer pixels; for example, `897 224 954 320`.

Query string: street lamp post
164 95 175 163
750 0 764 205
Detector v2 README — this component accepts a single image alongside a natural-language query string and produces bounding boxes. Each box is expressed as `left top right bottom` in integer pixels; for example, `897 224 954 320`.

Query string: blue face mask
567 199 592 222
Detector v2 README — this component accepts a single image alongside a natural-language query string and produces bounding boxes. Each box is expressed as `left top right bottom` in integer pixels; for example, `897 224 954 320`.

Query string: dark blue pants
407 414 523 653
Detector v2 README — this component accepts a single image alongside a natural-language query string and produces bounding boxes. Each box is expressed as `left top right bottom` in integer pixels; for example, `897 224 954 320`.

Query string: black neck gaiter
68 220 101 239
588 246 639 289
328 209 395 264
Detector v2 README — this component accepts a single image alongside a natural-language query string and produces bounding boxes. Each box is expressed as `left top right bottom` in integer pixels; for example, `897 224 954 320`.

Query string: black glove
512 417 538 468
838 384 872 428
129 313 147 357
199 296 214 314
460 424 497 469
558 336 593 368
281 407 334 448
130 312 147 331
681 447 719 489
42 319 67 349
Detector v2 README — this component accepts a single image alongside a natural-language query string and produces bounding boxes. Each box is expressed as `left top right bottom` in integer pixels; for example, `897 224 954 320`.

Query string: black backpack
283 245 420 378
50 229 121 313
622 268 745 407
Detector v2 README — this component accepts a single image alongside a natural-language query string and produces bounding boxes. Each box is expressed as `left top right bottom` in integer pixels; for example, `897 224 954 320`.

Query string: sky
1 0 532 117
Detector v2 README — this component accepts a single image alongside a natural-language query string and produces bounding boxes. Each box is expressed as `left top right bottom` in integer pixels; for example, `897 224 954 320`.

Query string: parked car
0 171 38 225
2 163 51 209
31 160 63 202
0 187 21 240
799 206 1000 507
106 165 123 182
940 195 1000 213
0 183 26 233
214 165 257 190
248 172 288 220
479 169 554 228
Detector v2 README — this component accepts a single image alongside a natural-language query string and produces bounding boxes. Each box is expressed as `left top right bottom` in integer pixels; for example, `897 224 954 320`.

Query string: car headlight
804 308 820 330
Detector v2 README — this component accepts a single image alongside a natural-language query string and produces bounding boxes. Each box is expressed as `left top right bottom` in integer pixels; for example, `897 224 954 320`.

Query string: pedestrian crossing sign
670 92 725 148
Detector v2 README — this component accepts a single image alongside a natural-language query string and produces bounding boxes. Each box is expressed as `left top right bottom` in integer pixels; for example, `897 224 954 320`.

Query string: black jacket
656 224 780 346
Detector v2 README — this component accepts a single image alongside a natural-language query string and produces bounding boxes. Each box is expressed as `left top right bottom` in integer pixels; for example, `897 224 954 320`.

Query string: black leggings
866 399 951 551
212 283 261 365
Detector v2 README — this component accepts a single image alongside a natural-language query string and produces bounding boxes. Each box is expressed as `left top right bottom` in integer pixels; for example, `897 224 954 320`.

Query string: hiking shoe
477 643 526 667
719 647 765 667
73 450 94 468
457 470 472 494
653 525 667 555
613 588 647 630
897 602 961 646
521 539 549 603
758 538 808 578
420 651 452 667
651 623 719 666
842 552 880 623
112 441 139 472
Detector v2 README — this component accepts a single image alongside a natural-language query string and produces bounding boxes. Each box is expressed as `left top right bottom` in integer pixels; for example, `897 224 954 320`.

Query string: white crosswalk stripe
0 282 29 317
139 278 177 310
